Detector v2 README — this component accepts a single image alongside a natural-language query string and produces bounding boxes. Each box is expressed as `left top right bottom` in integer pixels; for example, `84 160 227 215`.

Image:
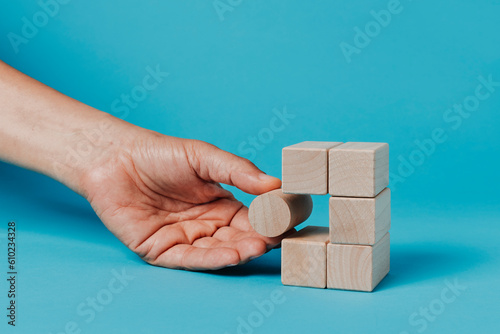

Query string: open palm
81 133 282 270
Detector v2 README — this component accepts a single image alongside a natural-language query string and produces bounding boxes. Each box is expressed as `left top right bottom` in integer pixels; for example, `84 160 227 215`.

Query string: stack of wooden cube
280 141 390 292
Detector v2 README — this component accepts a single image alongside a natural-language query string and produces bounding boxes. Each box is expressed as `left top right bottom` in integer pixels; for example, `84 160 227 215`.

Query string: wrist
49 112 139 196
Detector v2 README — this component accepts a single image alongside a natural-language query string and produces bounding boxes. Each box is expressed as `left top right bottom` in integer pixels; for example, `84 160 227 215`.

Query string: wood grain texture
282 226 329 288
329 188 391 245
248 189 313 237
282 141 343 195
327 233 390 292
329 142 389 197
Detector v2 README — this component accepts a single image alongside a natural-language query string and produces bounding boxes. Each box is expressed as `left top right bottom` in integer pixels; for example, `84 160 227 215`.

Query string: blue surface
1 1 499 333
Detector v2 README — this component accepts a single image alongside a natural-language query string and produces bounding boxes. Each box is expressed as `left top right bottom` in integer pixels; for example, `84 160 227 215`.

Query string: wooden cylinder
248 189 313 237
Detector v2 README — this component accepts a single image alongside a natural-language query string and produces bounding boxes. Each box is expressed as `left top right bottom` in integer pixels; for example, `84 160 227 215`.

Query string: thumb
190 141 281 195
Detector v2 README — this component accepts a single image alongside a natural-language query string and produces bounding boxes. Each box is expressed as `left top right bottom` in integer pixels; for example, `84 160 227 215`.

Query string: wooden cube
329 142 389 197
282 141 343 195
327 233 390 292
329 188 390 245
282 226 329 288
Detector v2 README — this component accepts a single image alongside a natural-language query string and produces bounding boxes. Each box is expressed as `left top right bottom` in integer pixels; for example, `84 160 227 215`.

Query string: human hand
0 61 283 270
80 127 283 270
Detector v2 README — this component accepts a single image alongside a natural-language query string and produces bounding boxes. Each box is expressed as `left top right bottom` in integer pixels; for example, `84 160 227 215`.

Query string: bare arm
0 60 283 270
0 60 132 194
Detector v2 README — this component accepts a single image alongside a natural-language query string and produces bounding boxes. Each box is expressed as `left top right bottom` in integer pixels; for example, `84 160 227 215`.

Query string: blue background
1 1 499 333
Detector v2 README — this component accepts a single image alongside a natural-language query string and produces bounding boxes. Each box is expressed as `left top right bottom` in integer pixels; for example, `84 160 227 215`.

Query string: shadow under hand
1 162 96 219
203 249 282 277
1 162 114 245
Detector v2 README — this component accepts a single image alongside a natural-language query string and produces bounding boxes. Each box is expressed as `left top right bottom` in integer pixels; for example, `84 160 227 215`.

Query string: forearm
0 60 133 194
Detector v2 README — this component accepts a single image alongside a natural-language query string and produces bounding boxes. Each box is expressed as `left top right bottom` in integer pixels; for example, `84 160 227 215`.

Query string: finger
192 236 268 263
189 141 281 195
154 244 240 270
212 226 282 249
233 237 267 263
133 218 227 261
200 182 234 200
226 207 253 232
